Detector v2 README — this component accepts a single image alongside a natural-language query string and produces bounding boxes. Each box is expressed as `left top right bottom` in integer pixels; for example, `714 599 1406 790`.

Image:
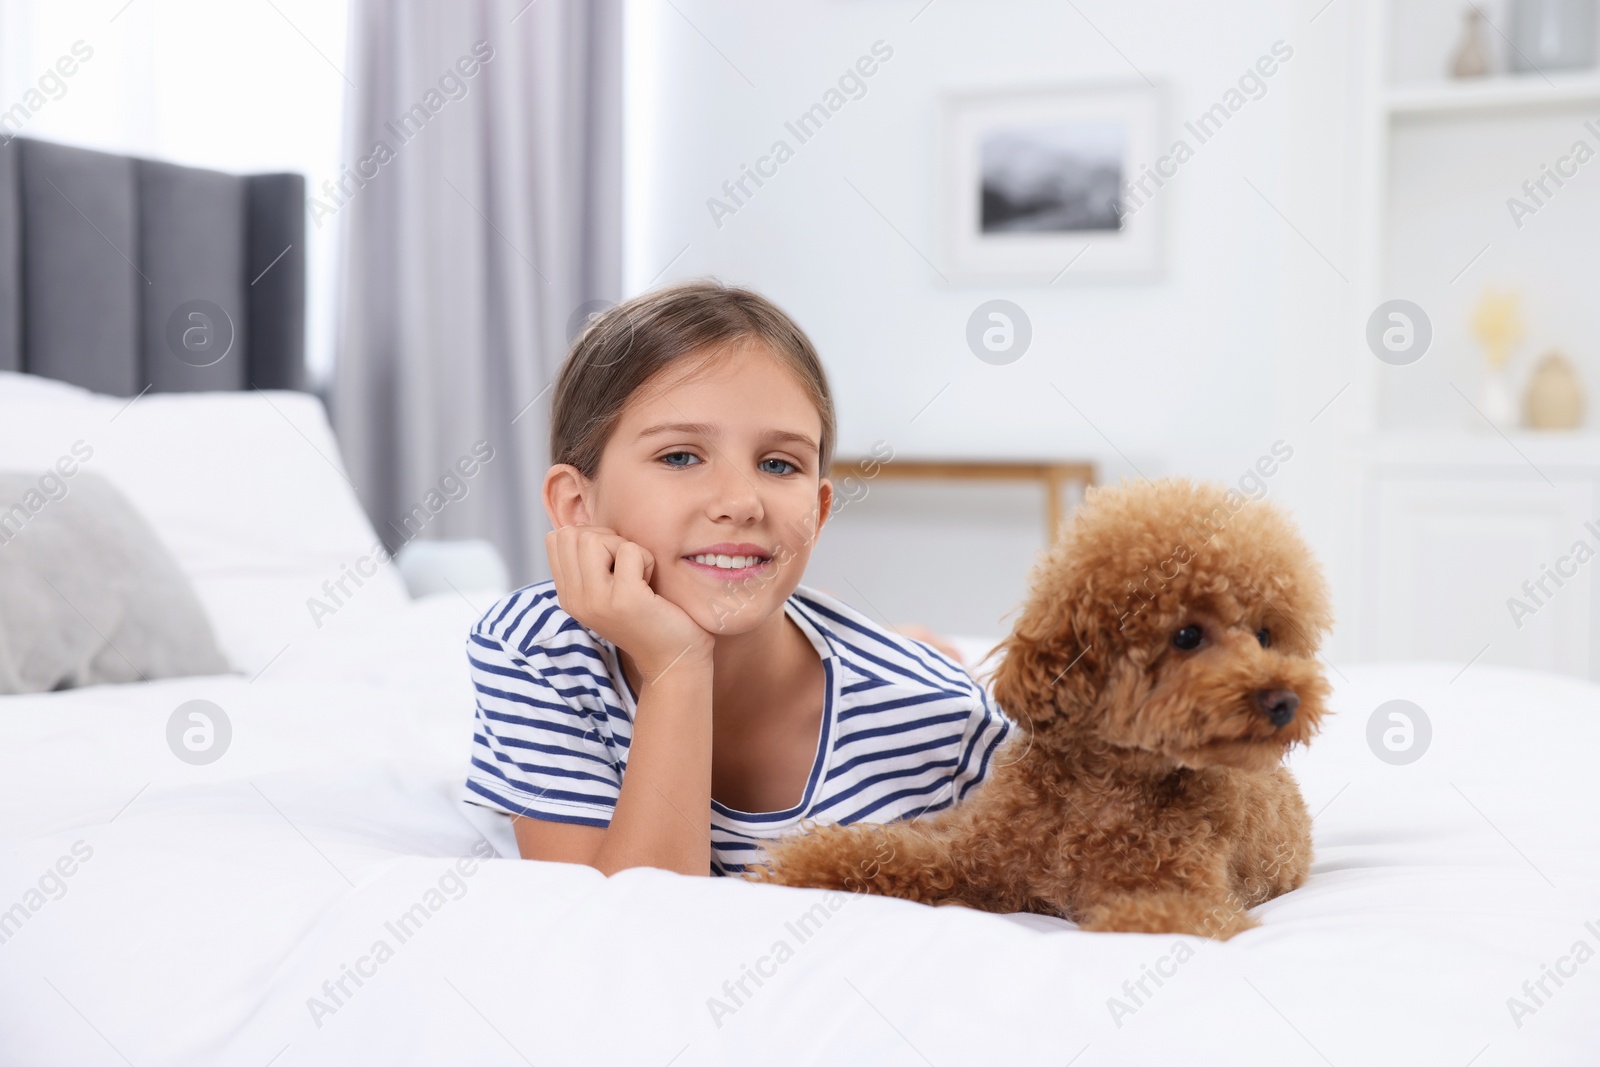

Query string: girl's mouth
682 553 771 580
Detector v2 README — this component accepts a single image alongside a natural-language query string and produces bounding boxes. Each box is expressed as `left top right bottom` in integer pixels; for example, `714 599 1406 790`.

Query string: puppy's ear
990 578 1103 727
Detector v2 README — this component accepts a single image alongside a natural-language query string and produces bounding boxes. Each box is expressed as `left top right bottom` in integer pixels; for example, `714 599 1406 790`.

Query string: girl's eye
1172 625 1203 651
1256 627 1271 649
760 457 798 475
661 451 701 469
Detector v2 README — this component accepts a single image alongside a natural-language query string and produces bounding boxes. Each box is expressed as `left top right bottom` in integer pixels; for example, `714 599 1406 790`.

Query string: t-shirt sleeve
949 676 1016 803
462 625 623 828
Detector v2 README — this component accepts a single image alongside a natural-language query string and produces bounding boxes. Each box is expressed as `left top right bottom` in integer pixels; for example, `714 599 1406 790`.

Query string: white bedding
0 373 413 678
1 592 1597 1066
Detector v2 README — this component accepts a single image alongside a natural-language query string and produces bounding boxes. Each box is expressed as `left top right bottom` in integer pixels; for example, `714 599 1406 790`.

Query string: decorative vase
1451 7 1494 78
1509 0 1599 73
1470 289 1523 429
1524 350 1585 428
1483 366 1519 429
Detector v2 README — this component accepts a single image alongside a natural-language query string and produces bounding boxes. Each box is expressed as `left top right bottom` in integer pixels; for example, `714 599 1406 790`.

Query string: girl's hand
546 525 714 679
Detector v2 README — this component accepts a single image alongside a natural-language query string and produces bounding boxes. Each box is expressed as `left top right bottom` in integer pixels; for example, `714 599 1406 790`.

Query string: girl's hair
550 279 837 480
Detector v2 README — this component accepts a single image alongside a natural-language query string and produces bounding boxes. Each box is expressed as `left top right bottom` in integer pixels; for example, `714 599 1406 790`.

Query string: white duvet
1 592 1597 1066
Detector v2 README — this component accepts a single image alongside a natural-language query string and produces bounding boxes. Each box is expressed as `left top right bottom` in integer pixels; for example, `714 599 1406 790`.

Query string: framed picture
940 81 1166 283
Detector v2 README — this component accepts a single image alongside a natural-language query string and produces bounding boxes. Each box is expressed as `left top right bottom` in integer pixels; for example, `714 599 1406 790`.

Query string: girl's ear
543 464 594 528
814 477 834 537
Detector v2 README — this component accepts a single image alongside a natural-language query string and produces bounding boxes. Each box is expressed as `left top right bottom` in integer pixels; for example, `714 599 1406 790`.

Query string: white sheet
1 594 1597 1065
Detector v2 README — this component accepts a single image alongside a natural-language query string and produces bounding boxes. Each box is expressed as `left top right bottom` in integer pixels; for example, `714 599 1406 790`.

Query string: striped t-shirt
462 579 1015 876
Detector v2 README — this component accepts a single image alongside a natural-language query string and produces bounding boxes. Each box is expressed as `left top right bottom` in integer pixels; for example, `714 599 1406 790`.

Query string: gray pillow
0 470 232 693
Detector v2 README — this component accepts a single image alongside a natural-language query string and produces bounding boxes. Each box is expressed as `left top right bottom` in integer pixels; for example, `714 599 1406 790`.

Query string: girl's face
554 341 835 635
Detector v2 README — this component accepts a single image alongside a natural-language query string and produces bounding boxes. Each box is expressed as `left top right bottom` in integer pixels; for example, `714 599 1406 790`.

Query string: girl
462 280 1014 878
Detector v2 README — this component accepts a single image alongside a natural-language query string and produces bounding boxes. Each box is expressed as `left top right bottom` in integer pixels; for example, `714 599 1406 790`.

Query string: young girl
462 280 1014 878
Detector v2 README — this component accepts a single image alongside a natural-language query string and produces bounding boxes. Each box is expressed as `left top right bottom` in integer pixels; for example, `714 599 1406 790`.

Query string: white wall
625 0 1363 640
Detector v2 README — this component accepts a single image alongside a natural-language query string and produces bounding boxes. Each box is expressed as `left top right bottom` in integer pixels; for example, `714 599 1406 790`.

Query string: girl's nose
708 464 763 521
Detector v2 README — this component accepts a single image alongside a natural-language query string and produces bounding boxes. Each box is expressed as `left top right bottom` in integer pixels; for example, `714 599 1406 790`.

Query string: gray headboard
0 136 305 396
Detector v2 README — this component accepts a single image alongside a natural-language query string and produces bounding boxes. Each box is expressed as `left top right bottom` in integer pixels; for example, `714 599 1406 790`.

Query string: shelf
1350 429 1600 468
1386 72 1600 119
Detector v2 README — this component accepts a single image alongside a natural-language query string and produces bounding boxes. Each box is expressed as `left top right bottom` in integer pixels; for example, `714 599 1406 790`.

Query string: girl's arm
523 524 717 877
512 815 605 866
511 652 713 876
584 656 714 876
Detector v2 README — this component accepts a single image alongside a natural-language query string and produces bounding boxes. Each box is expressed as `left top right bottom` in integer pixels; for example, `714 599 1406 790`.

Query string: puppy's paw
1078 893 1259 941
741 823 888 892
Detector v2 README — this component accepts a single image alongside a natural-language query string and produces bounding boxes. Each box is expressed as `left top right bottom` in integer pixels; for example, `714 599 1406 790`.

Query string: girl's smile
683 541 774 580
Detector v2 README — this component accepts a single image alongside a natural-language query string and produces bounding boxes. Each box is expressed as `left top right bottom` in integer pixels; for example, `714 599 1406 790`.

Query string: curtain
333 0 622 585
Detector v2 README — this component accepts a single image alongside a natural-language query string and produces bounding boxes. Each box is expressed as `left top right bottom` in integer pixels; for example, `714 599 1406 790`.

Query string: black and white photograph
942 82 1164 282
979 119 1126 233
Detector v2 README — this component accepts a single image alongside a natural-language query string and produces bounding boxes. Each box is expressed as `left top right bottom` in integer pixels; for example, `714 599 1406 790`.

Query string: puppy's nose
1256 688 1299 727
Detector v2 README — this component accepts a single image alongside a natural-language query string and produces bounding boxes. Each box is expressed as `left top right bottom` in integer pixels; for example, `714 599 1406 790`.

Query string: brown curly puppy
745 477 1334 940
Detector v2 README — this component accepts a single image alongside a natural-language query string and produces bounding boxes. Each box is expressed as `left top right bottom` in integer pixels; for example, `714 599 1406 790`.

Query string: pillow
0 372 93 404
0 374 411 675
394 538 510 598
0 470 231 693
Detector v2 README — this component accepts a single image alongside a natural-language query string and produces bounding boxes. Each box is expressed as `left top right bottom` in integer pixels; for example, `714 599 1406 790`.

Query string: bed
2 140 1598 1065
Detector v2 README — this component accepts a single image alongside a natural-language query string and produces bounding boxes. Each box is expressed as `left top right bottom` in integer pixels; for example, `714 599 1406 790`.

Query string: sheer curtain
334 0 623 585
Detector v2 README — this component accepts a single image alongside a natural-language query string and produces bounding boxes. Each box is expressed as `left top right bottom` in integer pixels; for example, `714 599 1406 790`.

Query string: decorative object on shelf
1509 0 1599 73
1524 350 1586 428
1470 289 1524 429
940 82 1165 282
1450 7 1495 78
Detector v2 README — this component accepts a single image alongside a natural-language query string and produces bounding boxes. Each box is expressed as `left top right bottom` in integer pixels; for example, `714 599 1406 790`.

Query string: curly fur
745 477 1335 940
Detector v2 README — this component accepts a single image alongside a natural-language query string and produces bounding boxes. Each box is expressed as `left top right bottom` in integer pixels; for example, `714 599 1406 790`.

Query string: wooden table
828 457 1098 542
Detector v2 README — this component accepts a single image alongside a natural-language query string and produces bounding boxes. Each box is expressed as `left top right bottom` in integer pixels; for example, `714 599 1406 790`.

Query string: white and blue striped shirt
462 579 1015 876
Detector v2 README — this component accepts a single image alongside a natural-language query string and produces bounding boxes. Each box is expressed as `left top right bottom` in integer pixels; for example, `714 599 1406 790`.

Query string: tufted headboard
0 136 305 396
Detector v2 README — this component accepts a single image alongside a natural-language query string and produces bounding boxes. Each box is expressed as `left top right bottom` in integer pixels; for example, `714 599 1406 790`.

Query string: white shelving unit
1386 71 1600 116
1345 0 1600 680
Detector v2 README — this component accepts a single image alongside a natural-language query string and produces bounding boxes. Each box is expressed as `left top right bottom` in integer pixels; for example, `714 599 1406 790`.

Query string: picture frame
940 81 1167 284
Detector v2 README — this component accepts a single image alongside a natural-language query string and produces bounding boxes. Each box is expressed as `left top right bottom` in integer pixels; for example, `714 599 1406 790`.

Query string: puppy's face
994 478 1334 775
1105 593 1331 774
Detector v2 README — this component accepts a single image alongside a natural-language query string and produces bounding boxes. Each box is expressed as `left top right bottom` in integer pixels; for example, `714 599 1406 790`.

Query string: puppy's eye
1172 625 1203 651
1256 627 1271 648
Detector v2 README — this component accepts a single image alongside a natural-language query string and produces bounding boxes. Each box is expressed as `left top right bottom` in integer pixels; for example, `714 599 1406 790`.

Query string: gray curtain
334 0 622 585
